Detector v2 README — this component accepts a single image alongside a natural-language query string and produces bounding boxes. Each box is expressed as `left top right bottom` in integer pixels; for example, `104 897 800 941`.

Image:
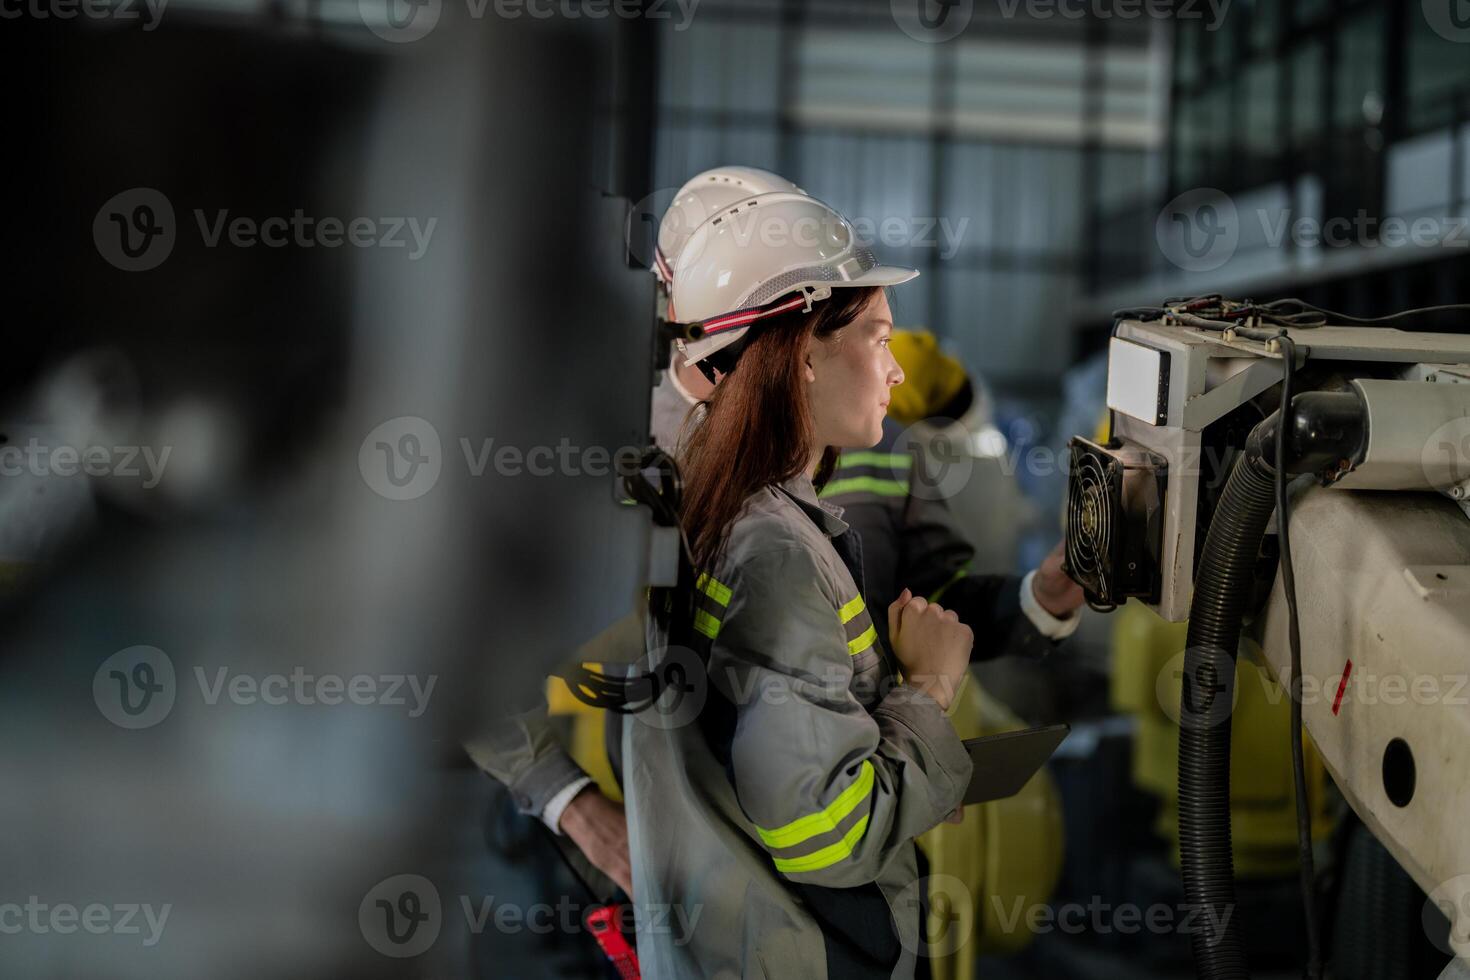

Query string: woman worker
625 191 982 980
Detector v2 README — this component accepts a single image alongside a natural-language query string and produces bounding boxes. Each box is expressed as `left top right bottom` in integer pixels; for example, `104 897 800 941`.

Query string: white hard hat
654 166 805 284
672 192 919 367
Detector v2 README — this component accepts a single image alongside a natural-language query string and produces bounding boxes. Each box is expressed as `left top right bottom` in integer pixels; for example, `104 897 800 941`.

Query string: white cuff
1020 570 1081 640
540 776 594 834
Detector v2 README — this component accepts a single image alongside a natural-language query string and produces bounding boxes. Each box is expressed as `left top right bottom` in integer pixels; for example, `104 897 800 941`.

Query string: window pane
1406 8 1470 134
1333 8 1385 131
1290 40 1324 148
1247 0 1281 54
1293 0 1329 28
1175 22 1202 89
1242 59 1279 183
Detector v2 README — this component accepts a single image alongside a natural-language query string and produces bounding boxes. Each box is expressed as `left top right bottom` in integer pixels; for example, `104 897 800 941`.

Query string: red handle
586 904 641 980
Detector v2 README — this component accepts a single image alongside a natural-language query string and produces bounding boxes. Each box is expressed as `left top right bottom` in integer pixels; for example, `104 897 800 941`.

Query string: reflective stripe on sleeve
839 595 877 656
756 760 875 873
773 815 872 874
692 572 733 640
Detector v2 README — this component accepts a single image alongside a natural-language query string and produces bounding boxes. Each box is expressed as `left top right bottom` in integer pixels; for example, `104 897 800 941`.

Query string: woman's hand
559 786 634 899
886 588 972 711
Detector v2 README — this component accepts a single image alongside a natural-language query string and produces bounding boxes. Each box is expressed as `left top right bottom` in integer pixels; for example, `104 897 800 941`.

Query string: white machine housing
1101 318 1470 965
1104 320 1470 620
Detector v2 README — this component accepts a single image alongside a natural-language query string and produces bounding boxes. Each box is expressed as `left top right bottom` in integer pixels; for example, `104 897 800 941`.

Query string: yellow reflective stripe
847 624 877 656
838 595 865 624
693 609 721 639
773 815 871 874
820 476 909 498
756 761 874 850
696 572 732 607
836 451 912 469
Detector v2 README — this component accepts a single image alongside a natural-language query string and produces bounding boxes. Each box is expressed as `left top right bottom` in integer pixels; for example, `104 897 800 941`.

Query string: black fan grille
1066 447 1120 602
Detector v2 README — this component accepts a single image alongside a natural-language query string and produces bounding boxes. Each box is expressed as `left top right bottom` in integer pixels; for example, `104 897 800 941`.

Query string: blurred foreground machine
1065 305 1470 977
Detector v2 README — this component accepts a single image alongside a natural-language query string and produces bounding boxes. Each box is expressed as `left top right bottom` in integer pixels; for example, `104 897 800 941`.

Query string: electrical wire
1272 331 1322 980
1263 298 1470 326
559 446 699 713
1114 295 1470 332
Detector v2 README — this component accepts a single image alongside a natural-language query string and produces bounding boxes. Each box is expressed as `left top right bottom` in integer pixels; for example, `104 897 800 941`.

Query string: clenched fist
887 589 972 711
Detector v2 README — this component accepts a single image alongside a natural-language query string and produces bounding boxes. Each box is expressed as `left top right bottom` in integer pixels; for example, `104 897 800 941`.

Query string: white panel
1107 338 1165 425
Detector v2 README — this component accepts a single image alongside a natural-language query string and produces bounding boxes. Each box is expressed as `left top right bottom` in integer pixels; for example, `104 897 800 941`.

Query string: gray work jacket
623 474 973 979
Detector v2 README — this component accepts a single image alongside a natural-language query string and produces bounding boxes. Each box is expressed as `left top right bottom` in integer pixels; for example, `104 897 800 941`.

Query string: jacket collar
775 474 848 538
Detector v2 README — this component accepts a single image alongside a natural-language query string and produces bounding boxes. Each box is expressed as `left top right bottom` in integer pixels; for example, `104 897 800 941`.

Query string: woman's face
805 291 905 451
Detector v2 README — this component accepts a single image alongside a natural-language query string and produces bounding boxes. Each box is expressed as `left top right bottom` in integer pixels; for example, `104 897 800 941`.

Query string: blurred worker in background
822 328 1064 649
883 329 1036 572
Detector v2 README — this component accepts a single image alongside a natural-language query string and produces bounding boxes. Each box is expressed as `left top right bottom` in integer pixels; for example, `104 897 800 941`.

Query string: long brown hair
680 286 881 570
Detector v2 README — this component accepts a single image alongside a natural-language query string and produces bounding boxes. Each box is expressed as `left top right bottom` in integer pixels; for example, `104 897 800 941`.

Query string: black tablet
961 724 1070 805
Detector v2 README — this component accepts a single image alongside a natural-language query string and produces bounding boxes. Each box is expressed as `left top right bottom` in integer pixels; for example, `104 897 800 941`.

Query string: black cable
1112 295 1470 334
1272 331 1322 980
1264 298 1470 326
